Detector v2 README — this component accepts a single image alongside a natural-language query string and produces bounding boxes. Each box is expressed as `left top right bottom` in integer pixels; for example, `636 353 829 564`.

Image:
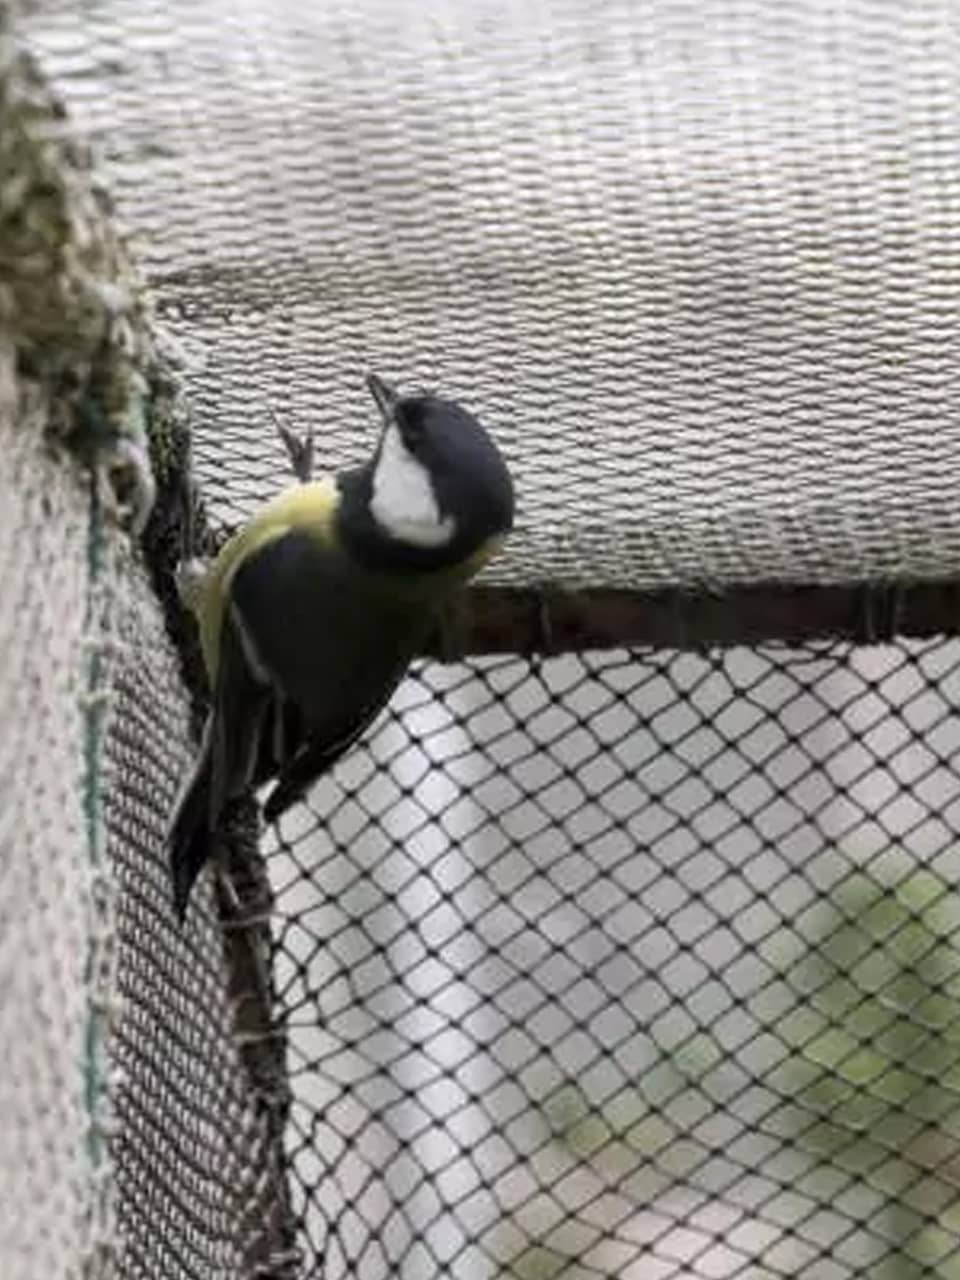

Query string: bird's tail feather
167 745 214 922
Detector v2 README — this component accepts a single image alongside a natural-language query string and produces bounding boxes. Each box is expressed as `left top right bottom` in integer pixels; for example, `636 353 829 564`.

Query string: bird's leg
434 597 466 662
271 408 315 483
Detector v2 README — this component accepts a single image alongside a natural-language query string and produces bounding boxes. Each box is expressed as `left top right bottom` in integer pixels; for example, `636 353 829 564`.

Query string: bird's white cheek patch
370 423 456 548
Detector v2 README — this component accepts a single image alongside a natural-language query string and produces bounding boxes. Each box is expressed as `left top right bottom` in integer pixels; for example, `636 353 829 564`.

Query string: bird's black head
337 374 514 574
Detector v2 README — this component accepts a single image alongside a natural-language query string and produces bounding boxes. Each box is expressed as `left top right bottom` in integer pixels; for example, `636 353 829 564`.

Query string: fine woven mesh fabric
22 0 960 590
104 566 292 1280
269 640 960 1279
0 341 98 1280
2 17 294 1276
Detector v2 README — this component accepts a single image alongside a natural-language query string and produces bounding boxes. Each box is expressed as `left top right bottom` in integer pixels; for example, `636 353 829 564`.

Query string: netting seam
80 466 119 1273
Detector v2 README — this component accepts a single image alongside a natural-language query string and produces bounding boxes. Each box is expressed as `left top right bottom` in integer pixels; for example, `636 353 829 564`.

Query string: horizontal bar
428 579 960 658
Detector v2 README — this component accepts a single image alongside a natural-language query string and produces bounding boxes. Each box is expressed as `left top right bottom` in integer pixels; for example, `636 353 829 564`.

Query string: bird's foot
272 410 315 483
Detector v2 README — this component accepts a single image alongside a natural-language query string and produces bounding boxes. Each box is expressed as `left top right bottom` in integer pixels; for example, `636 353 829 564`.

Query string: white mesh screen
22 0 960 588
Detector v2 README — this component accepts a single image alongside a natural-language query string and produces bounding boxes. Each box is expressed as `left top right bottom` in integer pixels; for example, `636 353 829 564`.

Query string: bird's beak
366 373 399 423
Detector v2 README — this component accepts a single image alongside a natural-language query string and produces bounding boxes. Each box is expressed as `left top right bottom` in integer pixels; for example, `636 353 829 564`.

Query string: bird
167 373 514 920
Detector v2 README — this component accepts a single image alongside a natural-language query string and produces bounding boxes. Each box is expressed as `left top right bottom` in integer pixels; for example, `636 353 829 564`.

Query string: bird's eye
399 408 425 447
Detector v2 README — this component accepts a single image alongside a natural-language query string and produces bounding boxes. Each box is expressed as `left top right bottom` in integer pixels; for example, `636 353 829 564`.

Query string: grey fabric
24 0 960 590
0 22 292 1279
0 338 97 1280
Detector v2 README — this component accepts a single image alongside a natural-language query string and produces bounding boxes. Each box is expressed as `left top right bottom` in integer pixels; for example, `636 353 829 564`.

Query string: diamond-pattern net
268 641 960 1278
105 569 291 1279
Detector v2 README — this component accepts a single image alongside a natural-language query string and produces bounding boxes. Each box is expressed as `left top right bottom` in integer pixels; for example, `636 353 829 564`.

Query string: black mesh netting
104 569 296 1279
263 638 960 1279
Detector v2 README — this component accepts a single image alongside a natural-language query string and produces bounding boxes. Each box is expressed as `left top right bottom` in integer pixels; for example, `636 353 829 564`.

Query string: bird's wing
200 476 338 680
227 526 431 819
168 484 340 919
167 718 216 920
207 599 273 826
261 678 402 822
167 607 272 920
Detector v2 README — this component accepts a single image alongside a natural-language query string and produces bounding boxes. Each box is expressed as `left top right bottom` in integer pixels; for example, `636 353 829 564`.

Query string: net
21 0 960 590
8 1 960 1278
105 567 296 1280
0 343 103 1280
267 640 960 1278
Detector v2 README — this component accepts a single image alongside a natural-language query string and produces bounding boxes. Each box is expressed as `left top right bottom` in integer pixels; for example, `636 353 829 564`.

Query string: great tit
167 374 514 920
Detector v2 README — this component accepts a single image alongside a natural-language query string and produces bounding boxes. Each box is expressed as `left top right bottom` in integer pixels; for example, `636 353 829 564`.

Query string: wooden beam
430 579 960 658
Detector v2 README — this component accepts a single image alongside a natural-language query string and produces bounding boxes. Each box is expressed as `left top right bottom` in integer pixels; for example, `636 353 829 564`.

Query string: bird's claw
273 412 315 484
